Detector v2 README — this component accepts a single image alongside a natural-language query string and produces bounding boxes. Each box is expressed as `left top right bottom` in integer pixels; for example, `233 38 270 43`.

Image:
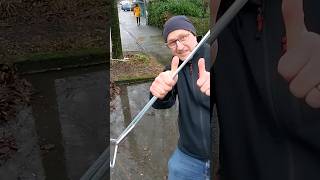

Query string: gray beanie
163 15 196 42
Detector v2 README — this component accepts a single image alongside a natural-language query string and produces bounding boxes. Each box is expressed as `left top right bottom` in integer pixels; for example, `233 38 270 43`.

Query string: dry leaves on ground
110 53 164 82
110 80 120 111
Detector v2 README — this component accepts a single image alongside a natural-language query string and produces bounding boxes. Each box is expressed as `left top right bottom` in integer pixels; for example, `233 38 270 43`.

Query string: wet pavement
54 70 108 179
0 107 46 180
22 65 108 180
118 5 172 65
110 83 178 180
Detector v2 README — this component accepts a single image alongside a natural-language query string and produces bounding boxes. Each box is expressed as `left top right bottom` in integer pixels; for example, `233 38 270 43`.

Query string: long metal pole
208 0 248 45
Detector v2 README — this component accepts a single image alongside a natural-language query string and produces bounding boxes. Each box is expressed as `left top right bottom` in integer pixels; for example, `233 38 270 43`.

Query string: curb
114 77 155 85
14 49 108 74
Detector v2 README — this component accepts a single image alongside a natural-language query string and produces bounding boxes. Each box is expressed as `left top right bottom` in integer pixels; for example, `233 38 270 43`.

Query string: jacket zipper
189 62 209 157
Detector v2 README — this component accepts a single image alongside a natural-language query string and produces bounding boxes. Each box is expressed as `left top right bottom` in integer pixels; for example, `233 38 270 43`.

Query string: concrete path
118 5 172 65
110 83 178 180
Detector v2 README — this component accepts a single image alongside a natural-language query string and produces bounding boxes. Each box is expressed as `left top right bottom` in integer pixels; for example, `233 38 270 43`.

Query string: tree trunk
111 0 123 59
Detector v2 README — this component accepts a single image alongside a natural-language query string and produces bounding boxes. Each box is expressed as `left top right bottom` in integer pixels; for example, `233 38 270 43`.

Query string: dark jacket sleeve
150 64 178 109
150 87 177 109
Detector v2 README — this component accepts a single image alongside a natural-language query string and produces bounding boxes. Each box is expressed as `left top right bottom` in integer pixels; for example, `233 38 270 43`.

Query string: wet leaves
0 64 32 123
0 64 32 165
0 133 17 166
110 80 120 102
39 143 55 156
40 143 55 151
110 80 120 111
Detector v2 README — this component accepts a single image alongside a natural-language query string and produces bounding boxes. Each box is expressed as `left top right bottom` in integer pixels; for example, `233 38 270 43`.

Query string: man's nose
176 40 184 50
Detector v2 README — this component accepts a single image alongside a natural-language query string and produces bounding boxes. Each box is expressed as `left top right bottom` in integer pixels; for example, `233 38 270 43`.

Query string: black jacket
214 1 320 180
151 43 212 161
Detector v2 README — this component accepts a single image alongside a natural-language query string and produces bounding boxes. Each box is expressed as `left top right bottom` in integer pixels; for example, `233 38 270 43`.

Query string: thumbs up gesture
278 0 320 108
197 58 210 96
150 56 179 99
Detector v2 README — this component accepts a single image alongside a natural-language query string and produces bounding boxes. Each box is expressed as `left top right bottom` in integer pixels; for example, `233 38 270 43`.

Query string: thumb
282 0 306 49
198 58 206 77
171 56 179 73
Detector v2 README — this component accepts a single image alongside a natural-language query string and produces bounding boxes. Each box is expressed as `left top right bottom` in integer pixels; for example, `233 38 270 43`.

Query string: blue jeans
168 148 210 180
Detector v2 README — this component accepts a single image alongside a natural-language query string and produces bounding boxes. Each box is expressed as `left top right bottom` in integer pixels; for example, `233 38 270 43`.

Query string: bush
147 0 209 36
188 16 209 37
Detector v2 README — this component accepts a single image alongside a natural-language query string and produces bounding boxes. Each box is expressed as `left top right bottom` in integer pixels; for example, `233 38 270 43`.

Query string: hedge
147 0 209 36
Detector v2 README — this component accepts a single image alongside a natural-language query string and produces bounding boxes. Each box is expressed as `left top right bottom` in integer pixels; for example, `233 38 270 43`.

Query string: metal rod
110 143 118 168
208 0 248 45
80 147 109 180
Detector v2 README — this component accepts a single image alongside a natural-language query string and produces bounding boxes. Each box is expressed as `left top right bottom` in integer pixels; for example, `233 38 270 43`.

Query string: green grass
15 48 106 62
117 75 156 84
132 53 150 64
14 48 108 73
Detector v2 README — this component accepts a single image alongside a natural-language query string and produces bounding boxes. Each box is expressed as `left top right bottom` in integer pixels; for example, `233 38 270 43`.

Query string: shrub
188 16 209 37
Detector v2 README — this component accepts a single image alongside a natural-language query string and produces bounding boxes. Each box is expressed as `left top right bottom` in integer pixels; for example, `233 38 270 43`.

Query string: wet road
110 83 179 180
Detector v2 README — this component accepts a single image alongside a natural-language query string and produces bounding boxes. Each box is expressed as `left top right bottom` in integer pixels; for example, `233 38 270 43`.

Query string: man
149 16 212 180
211 0 320 179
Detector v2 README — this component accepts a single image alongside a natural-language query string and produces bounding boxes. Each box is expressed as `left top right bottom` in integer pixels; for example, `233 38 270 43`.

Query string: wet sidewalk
110 83 178 180
118 5 172 65
22 65 108 180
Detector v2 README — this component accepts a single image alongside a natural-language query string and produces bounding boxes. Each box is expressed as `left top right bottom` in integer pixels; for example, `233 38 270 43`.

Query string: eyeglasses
166 33 191 49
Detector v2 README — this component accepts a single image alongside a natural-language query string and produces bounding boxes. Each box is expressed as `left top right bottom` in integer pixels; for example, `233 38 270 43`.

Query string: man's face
166 29 198 60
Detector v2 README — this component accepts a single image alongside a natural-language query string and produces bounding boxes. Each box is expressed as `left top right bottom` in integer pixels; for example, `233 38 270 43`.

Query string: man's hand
150 56 179 99
278 0 320 108
197 58 210 96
